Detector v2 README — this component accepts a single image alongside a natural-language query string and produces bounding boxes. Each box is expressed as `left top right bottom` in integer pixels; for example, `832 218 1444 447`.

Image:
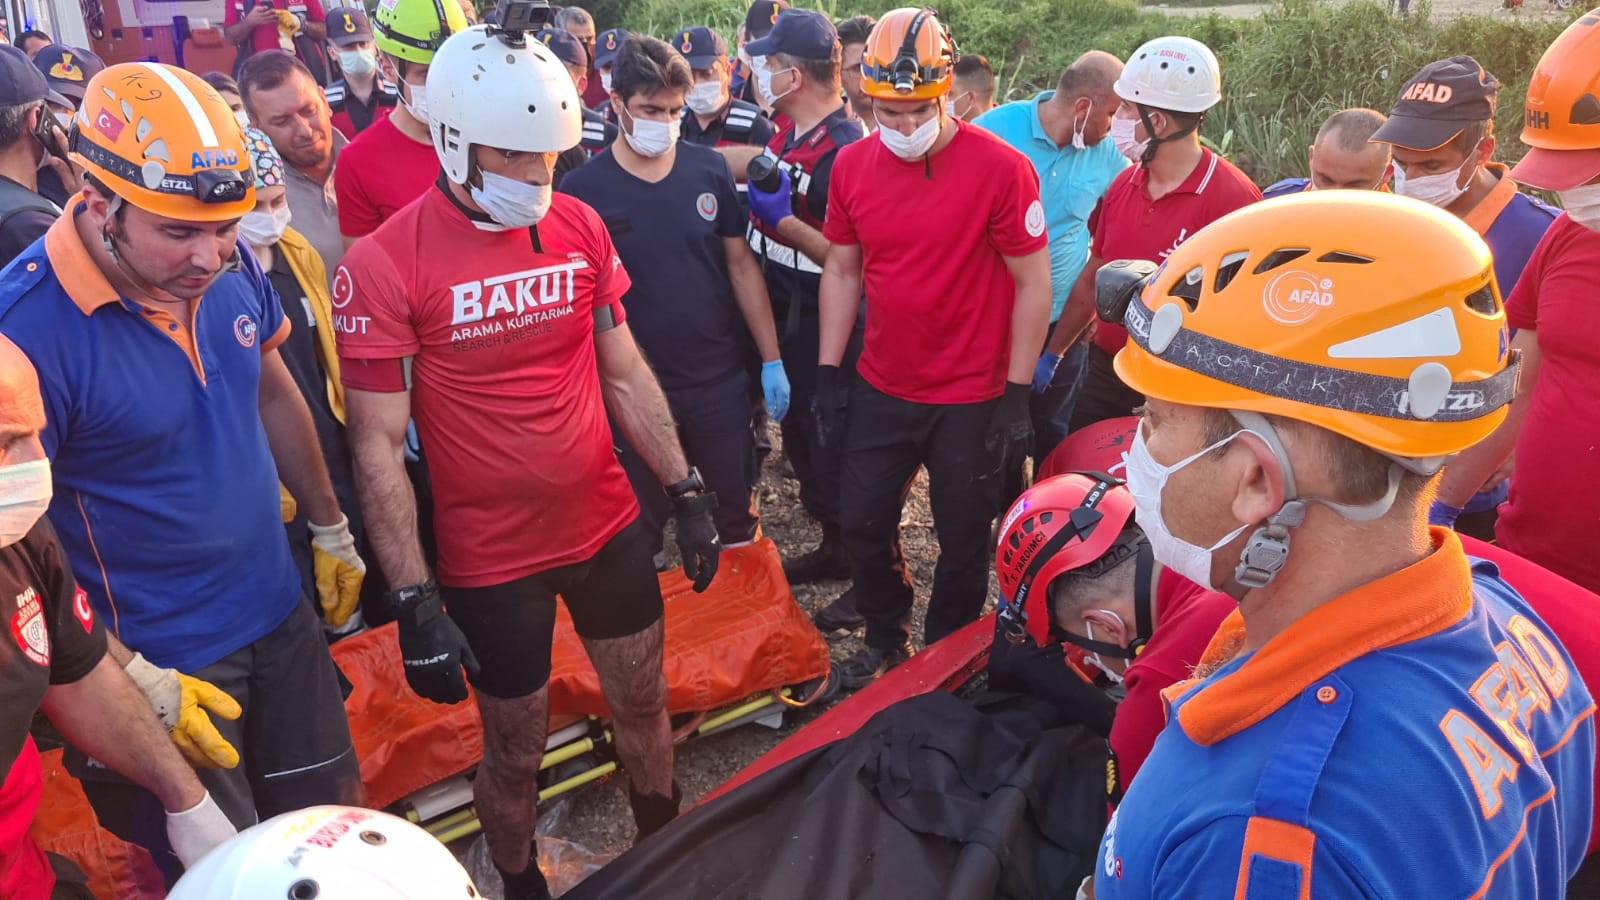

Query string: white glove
166 791 237 867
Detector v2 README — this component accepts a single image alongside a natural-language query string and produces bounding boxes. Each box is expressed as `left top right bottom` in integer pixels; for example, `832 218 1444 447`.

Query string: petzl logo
233 314 258 348
1262 270 1333 326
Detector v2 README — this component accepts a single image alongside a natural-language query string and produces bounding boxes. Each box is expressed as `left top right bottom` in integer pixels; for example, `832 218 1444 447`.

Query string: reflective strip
748 228 822 274
142 63 220 148
1123 294 1518 423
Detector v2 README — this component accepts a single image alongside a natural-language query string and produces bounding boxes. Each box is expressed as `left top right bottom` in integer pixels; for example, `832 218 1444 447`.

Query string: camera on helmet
488 0 551 43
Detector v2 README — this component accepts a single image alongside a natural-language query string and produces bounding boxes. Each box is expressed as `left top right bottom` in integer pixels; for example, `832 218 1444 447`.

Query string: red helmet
995 473 1137 647
1036 416 1139 481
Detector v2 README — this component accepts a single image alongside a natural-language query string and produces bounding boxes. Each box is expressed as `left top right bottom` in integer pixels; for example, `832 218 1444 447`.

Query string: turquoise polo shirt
0 204 302 673
975 92 1127 320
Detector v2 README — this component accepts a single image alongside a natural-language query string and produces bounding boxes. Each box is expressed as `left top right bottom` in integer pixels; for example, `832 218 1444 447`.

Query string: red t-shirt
1499 214 1600 595
825 121 1048 404
1109 568 1234 792
0 737 48 897
332 188 639 587
225 0 326 55
1088 149 1260 356
333 117 438 239
1460 535 1600 854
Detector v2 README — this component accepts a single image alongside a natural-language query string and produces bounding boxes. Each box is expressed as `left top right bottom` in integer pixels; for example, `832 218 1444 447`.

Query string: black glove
987 629 1116 737
672 491 722 592
986 381 1033 469
811 364 847 448
392 581 479 705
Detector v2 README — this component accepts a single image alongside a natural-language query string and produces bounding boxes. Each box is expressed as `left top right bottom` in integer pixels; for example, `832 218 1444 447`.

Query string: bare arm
1436 330 1541 507
719 146 764 182
302 19 326 40
1004 249 1053 384
260 348 342 525
596 323 690 485
41 656 207 814
818 242 863 367
346 386 432 587
775 217 831 271
1050 254 1102 355
724 235 781 361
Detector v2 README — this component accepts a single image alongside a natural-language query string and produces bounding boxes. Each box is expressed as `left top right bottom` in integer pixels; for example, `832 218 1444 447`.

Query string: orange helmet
860 7 955 102
1103 192 1515 467
69 62 253 221
1511 11 1600 191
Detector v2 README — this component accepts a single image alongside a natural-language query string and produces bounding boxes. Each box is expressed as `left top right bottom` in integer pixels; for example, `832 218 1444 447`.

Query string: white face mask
1109 114 1148 163
879 113 941 160
0 459 51 548
943 92 970 120
234 109 251 129
1069 101 1088 151
469 170 552 230
1394 157 1473 208
621 108 679 157
239 205 292 248
1558 182 1600 231
1122 426 1252 592
755 60 794 110
1083 619 1125 685
600 70 613 94
338 47 376 77
686 80 726 116
400 80 429 122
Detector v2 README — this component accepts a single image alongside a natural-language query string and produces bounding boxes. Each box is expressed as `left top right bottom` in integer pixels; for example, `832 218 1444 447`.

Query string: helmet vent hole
1022 518 1036 534
1168 266 1204 310
1159 61 1169 69
359 829 386 845
1214 251 1248 294
1008 532 1022 550
1463 284 1498 315
1039 511 1054 526
1573 94 1600 126
506 54 516 64
1316 251 1373 265
288 880 319 900
1252 248 1309 275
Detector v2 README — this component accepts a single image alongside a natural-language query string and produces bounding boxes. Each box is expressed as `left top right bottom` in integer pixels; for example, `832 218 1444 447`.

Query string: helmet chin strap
1134 103 1202 166
1053 539 1156 661
1229 410 1404 589
100 195 235 306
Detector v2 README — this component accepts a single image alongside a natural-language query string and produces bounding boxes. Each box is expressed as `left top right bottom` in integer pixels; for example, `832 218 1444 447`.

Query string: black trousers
1068 344 1145 433
780 306 862 532
840 381 1004 652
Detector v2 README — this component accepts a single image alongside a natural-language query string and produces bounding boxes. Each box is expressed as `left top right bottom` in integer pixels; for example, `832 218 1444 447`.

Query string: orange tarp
31 749 165 900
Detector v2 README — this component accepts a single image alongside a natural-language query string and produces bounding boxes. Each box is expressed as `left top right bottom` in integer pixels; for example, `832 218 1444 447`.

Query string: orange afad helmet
1520 10 1600 153
860 7 956 102
1104 192 1516 465
69 62 253 222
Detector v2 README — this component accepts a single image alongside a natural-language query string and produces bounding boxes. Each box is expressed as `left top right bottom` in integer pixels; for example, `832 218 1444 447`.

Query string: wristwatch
664 468 706 499
387 579 440 616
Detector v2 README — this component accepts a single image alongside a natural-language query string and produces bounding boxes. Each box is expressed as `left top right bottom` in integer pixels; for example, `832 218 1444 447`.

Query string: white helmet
1114 36 1222 114
168 806 479 900
426 25 583 184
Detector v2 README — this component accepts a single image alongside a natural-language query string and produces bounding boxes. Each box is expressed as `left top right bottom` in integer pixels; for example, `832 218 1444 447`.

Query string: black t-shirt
0 175 60 269
560 142 748 390
0 517 106 773
681 99 776 149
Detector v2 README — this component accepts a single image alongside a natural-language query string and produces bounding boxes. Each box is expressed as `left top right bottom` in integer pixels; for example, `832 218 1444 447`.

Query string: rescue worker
729 9 868 592
592 27 627 126
674 26 775 152
223 0 329 85
535 26 615 181
335 25 720 900
819 8 1051 687
0 62 364 883
1054 36 1260 433
562 36 787 562
171 806 476 898
976 51 1127 470
333 0 467 244
1435 15 1600 599
22 44 95 209
946 53 995 122
322 6 397 138
553 5 605 110
731 0 788 106
1090 191 1594 897
0 45 71 267
0 335 237 896
1262 107 1391 197
835 14 875 128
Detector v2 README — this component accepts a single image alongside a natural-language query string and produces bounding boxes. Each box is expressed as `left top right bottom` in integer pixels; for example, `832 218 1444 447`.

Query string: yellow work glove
309 514 366 628
279 483 297 523
275 8 301 33
122 653 242 769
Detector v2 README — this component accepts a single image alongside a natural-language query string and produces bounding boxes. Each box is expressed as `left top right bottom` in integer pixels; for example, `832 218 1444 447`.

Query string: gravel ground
527 423 1003 870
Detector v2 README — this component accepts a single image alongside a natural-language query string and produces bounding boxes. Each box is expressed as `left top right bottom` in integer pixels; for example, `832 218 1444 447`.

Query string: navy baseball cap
0 44 49 107
744 9 836 61
743 0 789 40
595 28 628 69
672 26 727 69
1371 55 1500 151
31 44 102 106
325 6 374 47
537 27 587 69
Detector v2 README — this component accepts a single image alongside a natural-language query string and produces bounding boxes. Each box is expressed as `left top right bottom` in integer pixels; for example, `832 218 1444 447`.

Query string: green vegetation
613 0 1577 185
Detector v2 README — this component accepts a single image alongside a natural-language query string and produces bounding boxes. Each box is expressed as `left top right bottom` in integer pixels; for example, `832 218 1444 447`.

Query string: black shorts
442 518 665 699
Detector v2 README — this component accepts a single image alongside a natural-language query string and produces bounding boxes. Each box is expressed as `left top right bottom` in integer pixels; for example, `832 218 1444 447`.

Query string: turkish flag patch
94 110 125 143
10 587 49 667
73 586 94 633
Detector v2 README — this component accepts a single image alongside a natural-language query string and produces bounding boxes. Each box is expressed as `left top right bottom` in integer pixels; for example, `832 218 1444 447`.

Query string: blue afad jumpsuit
1097 531 1595 898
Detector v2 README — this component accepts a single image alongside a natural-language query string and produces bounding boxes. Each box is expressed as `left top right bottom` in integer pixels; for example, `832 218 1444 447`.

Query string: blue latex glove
761 359 791 421
1428 500 1463 528
748 169 793 229
1032 351 1062 394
